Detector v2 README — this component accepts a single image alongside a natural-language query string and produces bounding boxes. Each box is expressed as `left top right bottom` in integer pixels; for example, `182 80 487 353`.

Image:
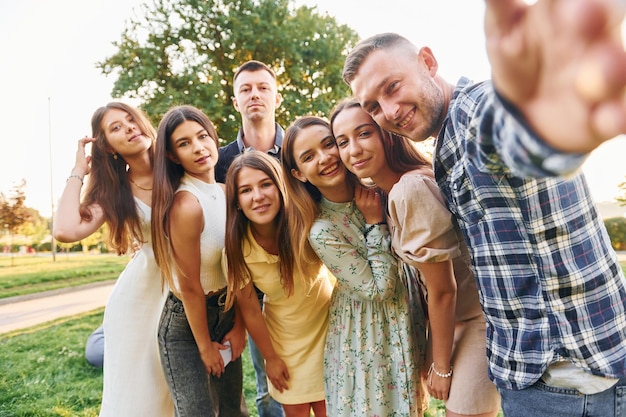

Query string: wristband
363 221 385 237
67 174 84 185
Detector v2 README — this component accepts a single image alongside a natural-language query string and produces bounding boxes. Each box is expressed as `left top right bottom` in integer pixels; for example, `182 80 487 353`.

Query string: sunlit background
1 0 625 218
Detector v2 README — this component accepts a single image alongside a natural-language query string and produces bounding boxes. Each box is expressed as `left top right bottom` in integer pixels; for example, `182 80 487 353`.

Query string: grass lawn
0 254 127 299
0 309 259 417
0 310 452 416
5 254 624 416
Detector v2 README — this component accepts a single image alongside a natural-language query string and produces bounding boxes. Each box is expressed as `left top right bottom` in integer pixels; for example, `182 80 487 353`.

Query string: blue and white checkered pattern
434 77 626 390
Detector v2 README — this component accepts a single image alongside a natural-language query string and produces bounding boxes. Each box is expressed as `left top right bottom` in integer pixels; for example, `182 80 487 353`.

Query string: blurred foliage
0 180 31 238
98 0 360 143
618 180 626 207
605 217 626 251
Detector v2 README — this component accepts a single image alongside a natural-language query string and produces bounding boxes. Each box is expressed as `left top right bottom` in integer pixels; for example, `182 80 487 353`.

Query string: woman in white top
151 105 248 417
53 102 174 417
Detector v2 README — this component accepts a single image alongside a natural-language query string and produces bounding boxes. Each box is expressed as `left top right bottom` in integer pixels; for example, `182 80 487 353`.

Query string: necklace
128 176 153 191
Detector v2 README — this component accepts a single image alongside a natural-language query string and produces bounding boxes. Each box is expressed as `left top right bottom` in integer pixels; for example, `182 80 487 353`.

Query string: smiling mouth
398 108 415 129
195 155 209 163
128 133 142 142
320 162 339 176
352 158 369 169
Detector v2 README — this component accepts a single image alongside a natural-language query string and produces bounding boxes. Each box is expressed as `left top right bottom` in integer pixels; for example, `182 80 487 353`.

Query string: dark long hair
151 105 220 288
82 102 156 255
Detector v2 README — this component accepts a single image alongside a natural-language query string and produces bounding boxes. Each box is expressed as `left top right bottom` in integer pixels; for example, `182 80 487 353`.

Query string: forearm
427 289 456 370
179 287 213 353
53 174 102 242
418 260 457 370
241 305 279 361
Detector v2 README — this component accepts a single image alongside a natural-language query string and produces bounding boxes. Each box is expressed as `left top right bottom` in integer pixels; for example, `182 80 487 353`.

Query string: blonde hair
280 116 336 277
223 151 296 310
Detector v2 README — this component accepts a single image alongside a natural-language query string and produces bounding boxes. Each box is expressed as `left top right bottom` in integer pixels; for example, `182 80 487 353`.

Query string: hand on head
73 137 96 177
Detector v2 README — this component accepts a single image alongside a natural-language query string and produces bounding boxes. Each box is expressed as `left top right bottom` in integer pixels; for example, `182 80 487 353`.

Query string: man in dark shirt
215 60 285 417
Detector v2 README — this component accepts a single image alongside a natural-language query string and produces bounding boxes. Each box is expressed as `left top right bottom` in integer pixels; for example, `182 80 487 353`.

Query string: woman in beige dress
331 98 501 417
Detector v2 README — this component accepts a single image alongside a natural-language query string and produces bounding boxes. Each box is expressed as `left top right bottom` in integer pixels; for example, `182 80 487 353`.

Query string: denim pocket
209 302 235 343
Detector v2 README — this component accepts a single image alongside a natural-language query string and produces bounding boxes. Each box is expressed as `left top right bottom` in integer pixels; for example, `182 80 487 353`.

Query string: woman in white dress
53 102 174 417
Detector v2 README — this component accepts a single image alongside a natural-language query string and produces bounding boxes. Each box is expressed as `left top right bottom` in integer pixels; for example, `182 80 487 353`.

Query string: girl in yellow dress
224 150 334 417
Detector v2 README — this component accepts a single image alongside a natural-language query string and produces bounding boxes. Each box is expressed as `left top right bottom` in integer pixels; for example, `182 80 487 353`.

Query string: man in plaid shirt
343 1 626 416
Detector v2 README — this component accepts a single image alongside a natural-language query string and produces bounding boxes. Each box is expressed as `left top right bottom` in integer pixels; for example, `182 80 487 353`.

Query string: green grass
0 254 128 299
0 309 259 417
3 255 622 416
0 309 455 417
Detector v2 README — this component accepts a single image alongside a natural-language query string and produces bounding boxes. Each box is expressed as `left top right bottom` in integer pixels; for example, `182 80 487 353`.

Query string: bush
604 217 626 251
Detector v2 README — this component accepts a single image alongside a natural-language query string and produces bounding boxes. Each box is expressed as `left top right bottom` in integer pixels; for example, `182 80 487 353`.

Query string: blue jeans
498 377 626 417
251 290 285 417
158 291 249 417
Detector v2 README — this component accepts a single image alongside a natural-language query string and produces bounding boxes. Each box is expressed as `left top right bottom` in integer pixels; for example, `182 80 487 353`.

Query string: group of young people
54 1 626 416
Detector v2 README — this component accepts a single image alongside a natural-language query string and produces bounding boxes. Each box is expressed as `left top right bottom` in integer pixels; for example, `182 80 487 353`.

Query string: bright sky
1 0 625 217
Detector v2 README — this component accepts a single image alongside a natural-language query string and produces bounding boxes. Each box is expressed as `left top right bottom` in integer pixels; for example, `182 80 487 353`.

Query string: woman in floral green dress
281 116 426 417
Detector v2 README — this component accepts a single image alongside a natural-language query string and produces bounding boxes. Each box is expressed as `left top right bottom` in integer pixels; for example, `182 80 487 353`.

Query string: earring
236 206 241 211
113 153 118 160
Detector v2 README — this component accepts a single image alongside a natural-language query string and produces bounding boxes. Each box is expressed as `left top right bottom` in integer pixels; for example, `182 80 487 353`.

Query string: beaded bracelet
67 174 84 185
363 221 385 237
428 362 453 378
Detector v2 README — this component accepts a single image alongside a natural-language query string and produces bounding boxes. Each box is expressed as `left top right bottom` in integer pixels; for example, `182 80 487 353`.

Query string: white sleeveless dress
99 199 174 417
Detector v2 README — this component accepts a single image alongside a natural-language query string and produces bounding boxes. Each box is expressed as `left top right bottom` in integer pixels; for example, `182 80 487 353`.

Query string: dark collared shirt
215 123 284 183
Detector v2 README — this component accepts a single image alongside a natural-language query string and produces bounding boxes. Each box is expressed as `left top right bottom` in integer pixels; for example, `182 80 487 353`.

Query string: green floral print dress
309 198 426 417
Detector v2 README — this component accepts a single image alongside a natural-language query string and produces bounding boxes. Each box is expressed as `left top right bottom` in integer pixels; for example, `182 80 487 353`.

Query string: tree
0 180 32 264
98 0 359 142
0 180 31 242
15 208 49 247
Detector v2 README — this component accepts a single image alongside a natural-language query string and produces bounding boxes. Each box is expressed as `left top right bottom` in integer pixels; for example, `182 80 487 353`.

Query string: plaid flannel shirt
434 77 626 390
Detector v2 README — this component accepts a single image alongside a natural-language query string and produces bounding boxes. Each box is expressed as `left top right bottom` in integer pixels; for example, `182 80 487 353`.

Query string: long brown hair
329 97 431 176
280 116 358 277
151 105 220 289
223 151 296 309
82 102 156 255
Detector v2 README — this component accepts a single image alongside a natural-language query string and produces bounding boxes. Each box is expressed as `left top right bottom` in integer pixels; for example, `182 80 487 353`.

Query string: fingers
269 371 290 393
208 358 225 377
567 0 626 137
562 0 625 38
426 379 450 401
78 137 96 148
592 94 626 138
355 186 381 205
484 0 527 35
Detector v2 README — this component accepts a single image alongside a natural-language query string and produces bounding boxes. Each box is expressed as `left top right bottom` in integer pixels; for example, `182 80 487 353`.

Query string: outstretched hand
485 0 626 153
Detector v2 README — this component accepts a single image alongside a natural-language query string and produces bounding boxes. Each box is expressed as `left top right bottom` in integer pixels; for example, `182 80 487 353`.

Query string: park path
0 281 114 334
0 253 625 335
